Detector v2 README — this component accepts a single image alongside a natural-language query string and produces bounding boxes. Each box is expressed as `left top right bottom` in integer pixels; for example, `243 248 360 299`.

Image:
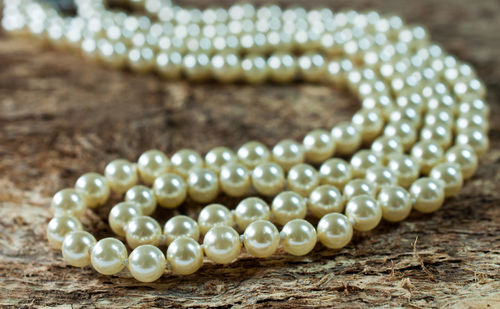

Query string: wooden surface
1 0 500 307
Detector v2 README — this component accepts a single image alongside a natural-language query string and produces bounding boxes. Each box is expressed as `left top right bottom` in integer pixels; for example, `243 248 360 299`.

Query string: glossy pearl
319 158 353 190
153 173 187 208
445 145 478 179
187 167 219 203
377 185 412 222
410 177 445 213
164 215 200 245
352 109 384 143
281 219 317 256
128 245 166 282
287 163 320 197
345 195 382 232
331 122 362 156
243 220 280 258
384 120 417 151
350 150 381 178
271 191 307 225
51 188 87 218
386 153 421 188
125 185 157 216
205 147 237 173
104 159 138 194
272 139 305 171
170 149 203 179
308 185 344 218
430 163 463 197
365 166 397 189
219 162 252 197
62 231 96 267
108 201 142 237
237 141 271 169
455 128 489 157
234 197 271 230
90 238 128 275
75 173 110 208
251 162 285 196
137 149 170 185
125 216 162 249
47 215 83 249
317 213 353 249
411 140 444 175
343 179 376 201
198 203 234 234
302 129 336 163
167 236 204 275
371 136 403 162
203 225 241 264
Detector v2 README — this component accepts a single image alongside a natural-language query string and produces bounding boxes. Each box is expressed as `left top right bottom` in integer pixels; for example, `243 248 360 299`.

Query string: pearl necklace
4 0 490 282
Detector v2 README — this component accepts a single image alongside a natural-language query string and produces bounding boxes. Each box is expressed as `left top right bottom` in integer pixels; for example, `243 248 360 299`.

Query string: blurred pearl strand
3 0 490 282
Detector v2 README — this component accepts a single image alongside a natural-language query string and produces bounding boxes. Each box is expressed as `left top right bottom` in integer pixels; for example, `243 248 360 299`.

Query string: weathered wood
1 0 499 307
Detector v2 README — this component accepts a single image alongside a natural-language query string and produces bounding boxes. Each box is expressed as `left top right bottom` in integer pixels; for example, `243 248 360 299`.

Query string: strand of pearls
5 0 490 282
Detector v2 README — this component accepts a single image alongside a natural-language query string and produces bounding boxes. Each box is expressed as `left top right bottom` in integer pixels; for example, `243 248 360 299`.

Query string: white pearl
167 236 204 275
219 162 252 197
128 245 166 282
420 124 452 149
51 188 87 218
281 219 317 256
287 163 320 197
350 150 381 178
203 225 241 264
365 166 397 189
251 162 285 196
317 213 353 249
90 238 128 275
187 167 219 203
234 197 271 230
410 140 444 175
108 201 142 237
62 231 96 267
343 179 376 200
331 122 362 156
384 120 417 151
345 195 382 232
430 163 463 197
410 177 445 213
198 203 234 234
445 145 478 179
271 191 307 225
75 173 110 208
137 149 170 185
205 147 237 173
170 149 203 178
455 128 489 157
243 220 280 258
319 158 353 190
377 185 412 222
302 129 336 163
125 216 162 249
237 141 271 169
371 136 403 162
352 109 384 143
104 159 138 194
272 139 305 171
308 185 344 218
47 215 83 249
164 215 200 245
153 173 187 208
125 185 157 216
386 153 421 188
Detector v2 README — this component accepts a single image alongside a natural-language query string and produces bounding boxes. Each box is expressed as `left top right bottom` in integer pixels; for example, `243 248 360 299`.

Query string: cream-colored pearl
237 141 271 169
287 163 320 197
128 245 166 282
167 236 204 275
205 147 237 173
211 52 242 83
170 149 203 178
187 167 219 203
125 185 157 216
331 122 362 156
251 162 285 196
62 231 96 267
137 149 170 185
90 237 128 275
420 124 452 149
302 129 336 163
445 145 478 179
410 177 446 213
243 220 280 258
298 52 326 82
371 136 403 163
317 213 353 249
430 163 463 197
219 162 252 197
386 153 421 188
104 159 138 194
163 215 200 246
384 120 417 151
377 185 412 222
411 140 444 175
198 203 234 234
389 106 421 128
350 150 381 178
47 215 83 249
455 128 489 157
343 179 376 200
352 109 384 143
455 112 489 133
272 139 305 171
345 195 382 232
203 225 241 264
281 219 317 256
458 99 490 118
75 173 110 208
241 54 269 84
108 201 142 237
153 173 187 208
51 188 87 218
365 166 397 189
308 185 344 218
234 197 271 230
271 191 307 225
268 52 297 83
125 216 162 249
319 158 353 190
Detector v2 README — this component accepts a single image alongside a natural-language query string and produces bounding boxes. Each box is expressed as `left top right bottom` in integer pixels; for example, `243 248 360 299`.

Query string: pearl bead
170 149 203 178
47 215 83 249
104 159 138 194
445 145 478 179
350 150 382 178
383 120 417 151
125 185 157 216
125 216 162 249
237 141 271 169
365 166 397 189
455 128 489 157
271 191 307 225
167 236 204 275
420 124 452 149
203 225 241 264
211 52 242 82
241 54 269 83
205 147 237 173
430 163 463 197
243 220 280 258
352 109 384 143
187 167 219 203
317 213 353 249
389 106 421 128
371 136 403 163
377 185 412 222
331 122 362 156
345 195 382 232
137 149 170 185
302 129 336 163
62 231 96 267
410 177 445 213
198 203 234 234
108 201 142 237
268 52 297 83
343 179 376 200
281 219 317 256
234 197 271 230
411 140 444 175
319 158 353 190
51 188 87 218
251 162 285 196
219 162 252 197
272 139 305 171
153 173 187 208
455 112 488 133
128 245 166 282
75 173 110 208
90 238 128 275
386 153 421 188
287 163 320 197
308 185 344 218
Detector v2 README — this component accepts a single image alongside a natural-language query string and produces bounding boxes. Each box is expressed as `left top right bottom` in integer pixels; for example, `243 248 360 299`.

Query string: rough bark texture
1 0 499 307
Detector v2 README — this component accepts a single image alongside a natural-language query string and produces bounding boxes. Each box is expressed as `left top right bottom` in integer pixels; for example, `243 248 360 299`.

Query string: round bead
187 168 219 203
343 179 376 201
108 201 142 237
377 185 412 222
350 150 381 178
234 197 271 230
170 149 203 178
90 238 128 275
420 125 452 149
198 203 234 234
331 122 362 156
128 245 166 282
430 163 463 197
242 54 269 83
302 129 336 163
164 215 200 245
371 136 403 162
345 195 382 232
251 162 285 196
445 145 478 179
62 231 96 267
410 140 444 175
167 236 204 275
317 213 353 249
75 173 110 208
219 162 252 197
319 158 353 190
365 166 397 189
268 52 297 83
203 225 241 264
237 141 271 169
386 153 421 188
308 185 344 218
243 220 280 258
47 215 83 249
271 191 307 225
125 216 163 249
352 109 384 143
410 178 446 213
287 163 320 197
384 120 417 151
125 185 157 216
455 112 489 133
104 159 138 194
51 188 87 218
455 128 489 157
137 149 170 185
205 147 237 173
272 139 305 171
281 219 317 256
153 173 187 208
